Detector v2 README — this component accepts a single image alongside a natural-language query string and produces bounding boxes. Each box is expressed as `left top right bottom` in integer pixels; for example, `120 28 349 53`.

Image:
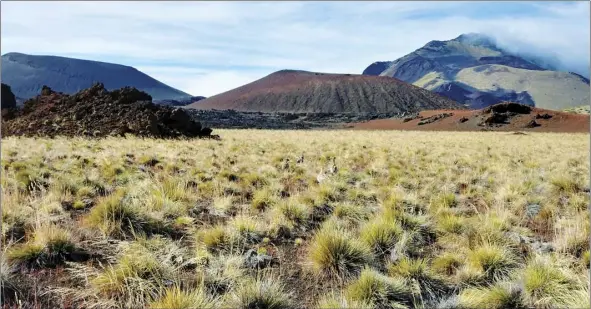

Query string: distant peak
453 33 497 47
273 69 311 74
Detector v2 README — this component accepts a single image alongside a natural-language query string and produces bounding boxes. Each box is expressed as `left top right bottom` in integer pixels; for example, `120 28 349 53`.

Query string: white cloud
1 1 589 96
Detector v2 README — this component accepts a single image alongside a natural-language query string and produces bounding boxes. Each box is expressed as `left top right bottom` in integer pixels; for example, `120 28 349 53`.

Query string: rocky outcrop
479 102 533 126
1 83 17 109
2 83 214 138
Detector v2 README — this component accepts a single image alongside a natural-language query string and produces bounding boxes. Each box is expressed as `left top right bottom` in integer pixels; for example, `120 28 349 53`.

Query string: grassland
564 105 591 115
1 130 589 308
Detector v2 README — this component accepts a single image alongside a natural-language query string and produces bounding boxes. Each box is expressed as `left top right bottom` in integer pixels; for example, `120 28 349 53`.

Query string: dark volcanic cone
188 70 463 114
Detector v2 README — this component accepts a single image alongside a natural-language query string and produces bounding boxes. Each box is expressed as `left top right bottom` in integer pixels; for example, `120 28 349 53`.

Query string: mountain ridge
1 52 193 101
362 33 589 110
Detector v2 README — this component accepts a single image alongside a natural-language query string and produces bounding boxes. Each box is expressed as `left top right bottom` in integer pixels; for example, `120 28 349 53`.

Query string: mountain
154 96 206 106
187 70 463 114
363 33 590 110
1 52 192 101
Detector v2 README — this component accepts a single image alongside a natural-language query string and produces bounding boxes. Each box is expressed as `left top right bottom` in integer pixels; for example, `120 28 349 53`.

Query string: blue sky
1 1 589 96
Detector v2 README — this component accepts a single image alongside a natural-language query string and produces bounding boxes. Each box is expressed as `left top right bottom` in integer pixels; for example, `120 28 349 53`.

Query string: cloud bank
1 1 589 96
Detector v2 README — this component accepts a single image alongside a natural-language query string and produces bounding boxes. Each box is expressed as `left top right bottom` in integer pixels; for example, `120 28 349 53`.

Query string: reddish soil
188 70 462 114
350 106 590 133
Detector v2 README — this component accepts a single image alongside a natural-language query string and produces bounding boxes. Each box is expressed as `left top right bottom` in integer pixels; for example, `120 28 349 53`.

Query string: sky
1 1 590 97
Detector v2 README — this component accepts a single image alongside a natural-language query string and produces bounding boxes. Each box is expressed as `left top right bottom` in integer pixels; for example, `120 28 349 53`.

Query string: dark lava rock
532 241 554 254
2 83 215 139
1 83 17 109
524 119 541 128
525 204 541 219
243 249 275 269
458 116 469 123
482 102 532 115
479 102 533 127
480 113 509 126
417 113 453 125
535 113 553 120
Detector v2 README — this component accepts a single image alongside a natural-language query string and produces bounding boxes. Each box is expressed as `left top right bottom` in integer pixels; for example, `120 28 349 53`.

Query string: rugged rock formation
2 83 214 138
1 83 17 109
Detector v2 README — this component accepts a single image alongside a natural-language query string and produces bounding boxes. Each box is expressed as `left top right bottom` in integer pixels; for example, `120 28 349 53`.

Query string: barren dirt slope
455 64 590 110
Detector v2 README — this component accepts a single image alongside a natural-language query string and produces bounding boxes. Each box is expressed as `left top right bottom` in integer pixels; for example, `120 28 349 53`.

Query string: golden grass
1 130 588 308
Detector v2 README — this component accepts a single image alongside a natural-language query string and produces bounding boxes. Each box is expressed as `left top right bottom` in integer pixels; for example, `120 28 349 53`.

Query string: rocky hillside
352 102 590 133
1 83 214 138
363 33 590 110
188 70 463 114
1 53 193 101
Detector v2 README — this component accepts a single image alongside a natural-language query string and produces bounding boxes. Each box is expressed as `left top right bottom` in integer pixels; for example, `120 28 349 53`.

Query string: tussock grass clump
8 224 79 268
87 237 194 306
387 257 449 299
466 243 518 283
554 215 590 258
432 252 464 277
345 268 412 308
85 190 141 237
430 193 457 211
458 282 524 309
519 256 578 308
550 175 582 193
196 226 228 251
316 292 372 309
251 188 279 211
228 215 265 246
435 213 466 235
148 286 219 309
226 278 292 309
277 199 310 225
333 202 369 223
197 254 244 295
308 225 373 279
359 218 403 255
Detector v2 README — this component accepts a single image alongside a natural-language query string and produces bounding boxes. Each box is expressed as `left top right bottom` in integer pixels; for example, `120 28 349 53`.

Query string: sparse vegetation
1 130 588 308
